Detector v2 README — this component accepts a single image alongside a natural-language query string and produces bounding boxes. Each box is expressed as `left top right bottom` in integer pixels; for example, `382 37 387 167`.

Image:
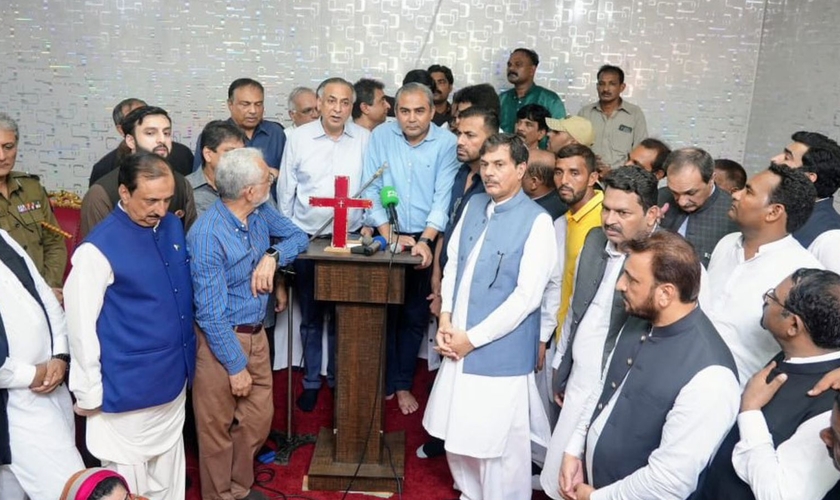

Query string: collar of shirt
734 233 798 261
567 190 604 224
212 199 251 234
604 239 625 258
387 119 438 147
594 98 631 115
786 350 840 364
226 117 272 140
309 118 358 141
186 169 211 189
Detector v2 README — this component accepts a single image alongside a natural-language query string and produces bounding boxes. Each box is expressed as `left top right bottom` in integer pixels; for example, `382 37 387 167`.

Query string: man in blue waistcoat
423 134 558 500
64 152 196 500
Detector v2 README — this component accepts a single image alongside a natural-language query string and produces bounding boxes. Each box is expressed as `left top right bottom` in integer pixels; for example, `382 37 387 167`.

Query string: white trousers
446 406 531 500
102 434 185 500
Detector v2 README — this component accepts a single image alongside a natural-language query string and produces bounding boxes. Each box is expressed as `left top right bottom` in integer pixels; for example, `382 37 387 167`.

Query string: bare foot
396 390 419 415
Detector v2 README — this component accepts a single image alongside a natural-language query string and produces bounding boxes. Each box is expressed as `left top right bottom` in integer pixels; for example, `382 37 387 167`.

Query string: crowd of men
2 46 840 500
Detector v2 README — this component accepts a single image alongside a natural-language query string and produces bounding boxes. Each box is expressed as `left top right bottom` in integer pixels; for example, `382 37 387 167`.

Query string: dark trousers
385 264 432 394
293 258 336 390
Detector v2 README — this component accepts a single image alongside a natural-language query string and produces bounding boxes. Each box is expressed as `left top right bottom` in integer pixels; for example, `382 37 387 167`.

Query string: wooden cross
309 176 372 249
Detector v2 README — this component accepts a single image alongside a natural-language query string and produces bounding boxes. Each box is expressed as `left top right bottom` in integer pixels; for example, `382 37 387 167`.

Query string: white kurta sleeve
440 201 465 316
809 231 840 274
565 376 603 458
63 243 113 410
591 366 740 500
540 256 562 344
467 213 558 347
732 410 840 500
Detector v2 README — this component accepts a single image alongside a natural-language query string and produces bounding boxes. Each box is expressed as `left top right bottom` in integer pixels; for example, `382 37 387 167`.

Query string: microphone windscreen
380 186 399 208
372 236 388 251
389 242 404 254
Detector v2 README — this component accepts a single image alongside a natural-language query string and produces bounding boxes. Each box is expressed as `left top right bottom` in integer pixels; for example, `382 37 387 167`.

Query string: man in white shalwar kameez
0 229 84 500
423 134 557 500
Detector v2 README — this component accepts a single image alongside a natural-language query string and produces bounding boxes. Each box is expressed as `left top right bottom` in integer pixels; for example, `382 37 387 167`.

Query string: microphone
351 236 388 256
380 186 401 234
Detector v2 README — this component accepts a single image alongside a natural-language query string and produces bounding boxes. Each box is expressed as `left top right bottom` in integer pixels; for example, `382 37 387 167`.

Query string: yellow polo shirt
556 190 604 341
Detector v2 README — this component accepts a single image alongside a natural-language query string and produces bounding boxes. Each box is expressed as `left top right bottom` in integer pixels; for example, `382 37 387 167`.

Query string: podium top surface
299 238 422 266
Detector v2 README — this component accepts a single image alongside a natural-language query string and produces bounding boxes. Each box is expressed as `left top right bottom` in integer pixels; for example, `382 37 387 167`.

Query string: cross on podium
309 176 372 249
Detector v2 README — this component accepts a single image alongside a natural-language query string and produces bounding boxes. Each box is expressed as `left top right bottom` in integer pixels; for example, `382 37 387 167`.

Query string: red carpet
185 361 552 500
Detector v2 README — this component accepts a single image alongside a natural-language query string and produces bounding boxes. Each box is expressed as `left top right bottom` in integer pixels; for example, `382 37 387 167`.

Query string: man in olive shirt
499 48 566 133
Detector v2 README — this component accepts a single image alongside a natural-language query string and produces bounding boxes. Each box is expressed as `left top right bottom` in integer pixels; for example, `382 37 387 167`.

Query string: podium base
270 431 318 466
307 427 405 492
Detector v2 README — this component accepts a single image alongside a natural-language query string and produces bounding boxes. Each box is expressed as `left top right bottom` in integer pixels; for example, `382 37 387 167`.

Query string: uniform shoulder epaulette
10 171 41 182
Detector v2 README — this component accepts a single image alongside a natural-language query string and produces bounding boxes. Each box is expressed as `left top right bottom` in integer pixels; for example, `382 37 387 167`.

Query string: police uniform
0 172 67 288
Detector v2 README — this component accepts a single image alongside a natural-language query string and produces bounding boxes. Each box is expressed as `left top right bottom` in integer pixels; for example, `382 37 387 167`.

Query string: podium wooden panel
301 239 420 492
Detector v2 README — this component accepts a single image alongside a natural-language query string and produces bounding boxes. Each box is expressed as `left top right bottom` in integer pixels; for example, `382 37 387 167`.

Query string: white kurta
64 242 186 500
0 230 84 500
422 196 556 498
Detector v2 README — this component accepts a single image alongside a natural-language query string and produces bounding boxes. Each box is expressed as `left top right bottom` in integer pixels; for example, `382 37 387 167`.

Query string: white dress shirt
732 350 840 500
808 229 840 274
706 233 824 385
277 119 370 234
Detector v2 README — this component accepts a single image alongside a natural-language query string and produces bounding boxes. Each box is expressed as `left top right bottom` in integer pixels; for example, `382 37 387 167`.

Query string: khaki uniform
0 172 68 287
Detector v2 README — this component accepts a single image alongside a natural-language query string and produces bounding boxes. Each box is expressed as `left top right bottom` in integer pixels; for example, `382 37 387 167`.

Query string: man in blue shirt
362 82 460 414
193 78 287 176
188 147 307 500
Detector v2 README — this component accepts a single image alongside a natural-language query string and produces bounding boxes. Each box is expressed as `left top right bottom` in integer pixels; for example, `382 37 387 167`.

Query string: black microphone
380 186 401 234
351 236 387 256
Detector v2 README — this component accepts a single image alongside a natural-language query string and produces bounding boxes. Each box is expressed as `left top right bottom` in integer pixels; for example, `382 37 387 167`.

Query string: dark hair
556 144 597 174
767 164 817 234
457 106 500 135
427 64 454 85
120 106 171 139
786 268 840 349
597 64 625 85
402 69 436 94
112 98 146 127
89 477 127 500
639 138 671 176
714 159 747 191
624 231 701 303
664 147 715 183
512 48 539 66
352 78 385 119
801 146 840 199
200 120 248 163
480 133 529 166
527 161 555 188
791 131 840 154
602 166 659 212
118 151 173 194
515 104 550 132
451 84 501 117
227 78 264 100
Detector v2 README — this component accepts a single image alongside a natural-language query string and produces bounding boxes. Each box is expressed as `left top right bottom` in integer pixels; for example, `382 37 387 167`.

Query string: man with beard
65 152 196 500
428 64 454 127
658 147 739 268
553 144 603 340
541 166 660 498
696 268 840 500
499 48 566 134
559 231 740 500
188 148 307 500
578 65 648 169
80 106 197 237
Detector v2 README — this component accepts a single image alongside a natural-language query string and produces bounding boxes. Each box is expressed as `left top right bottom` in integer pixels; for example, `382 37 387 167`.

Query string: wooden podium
302 238 421 492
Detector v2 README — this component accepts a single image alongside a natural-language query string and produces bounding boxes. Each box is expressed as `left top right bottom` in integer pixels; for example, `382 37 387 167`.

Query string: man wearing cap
578 64 648 169
546 116 595 155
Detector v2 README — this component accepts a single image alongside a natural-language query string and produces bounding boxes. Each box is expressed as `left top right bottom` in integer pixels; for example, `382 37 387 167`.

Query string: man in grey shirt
187 120 247 215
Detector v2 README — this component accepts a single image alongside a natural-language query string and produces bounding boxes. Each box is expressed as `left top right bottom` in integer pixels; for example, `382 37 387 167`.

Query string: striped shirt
187 199 308 374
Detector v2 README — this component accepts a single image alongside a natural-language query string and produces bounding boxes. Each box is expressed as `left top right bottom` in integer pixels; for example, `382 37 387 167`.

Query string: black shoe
416 437 446 458
296 388 319 412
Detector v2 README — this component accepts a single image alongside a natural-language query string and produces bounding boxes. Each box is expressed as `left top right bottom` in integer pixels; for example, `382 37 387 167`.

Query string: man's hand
29 362 47 390
741 360 787 412
229 368 253 397
360 226 374 238
536 342 547 372
554 391 566 407
574 483 595 500
51 287 64 304
560 453 585 500
809 366 840 396
31 358 67 394
74 403 102 417
412 239 432 269
274 279 289 313
446 328 475 360
250 255 277 297
427 270 442 317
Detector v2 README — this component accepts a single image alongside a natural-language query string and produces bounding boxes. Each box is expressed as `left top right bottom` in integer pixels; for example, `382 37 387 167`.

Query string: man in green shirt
499 48 566 133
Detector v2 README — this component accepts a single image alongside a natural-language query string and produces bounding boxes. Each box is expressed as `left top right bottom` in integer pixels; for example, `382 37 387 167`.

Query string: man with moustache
578 65 648 169
187 120 247 216
559 231 739 500
362 82 459 414
65 153 196 500
428 64 454 127
658 147 739 268
424 133 557 500
352 78 391 132
278 77 370 411
696 268 840 500
541 166 660 498
499 48 566 134
286 87 319 131
545 116 596 155
188 148 308 500
80 106 197 237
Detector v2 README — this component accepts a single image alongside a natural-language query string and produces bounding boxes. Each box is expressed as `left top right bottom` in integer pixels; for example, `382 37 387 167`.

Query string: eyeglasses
763 288 799 316
249 172 276 188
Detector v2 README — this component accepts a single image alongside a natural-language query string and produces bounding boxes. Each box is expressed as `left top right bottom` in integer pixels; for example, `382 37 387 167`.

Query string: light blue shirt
277 119 370 234
362 121 459 233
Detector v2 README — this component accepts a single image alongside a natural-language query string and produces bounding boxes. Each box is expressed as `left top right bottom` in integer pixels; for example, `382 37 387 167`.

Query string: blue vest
85 208 196 413
453 190 544 376
793 198 840 249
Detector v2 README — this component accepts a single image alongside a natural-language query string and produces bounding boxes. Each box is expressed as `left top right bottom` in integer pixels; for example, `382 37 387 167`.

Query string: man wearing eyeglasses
706 164 823 385
696 269 840 499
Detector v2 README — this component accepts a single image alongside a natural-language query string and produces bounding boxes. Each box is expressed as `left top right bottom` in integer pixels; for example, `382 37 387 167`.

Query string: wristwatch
418 237 435 247
265 247 279 263
52 353 70 364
